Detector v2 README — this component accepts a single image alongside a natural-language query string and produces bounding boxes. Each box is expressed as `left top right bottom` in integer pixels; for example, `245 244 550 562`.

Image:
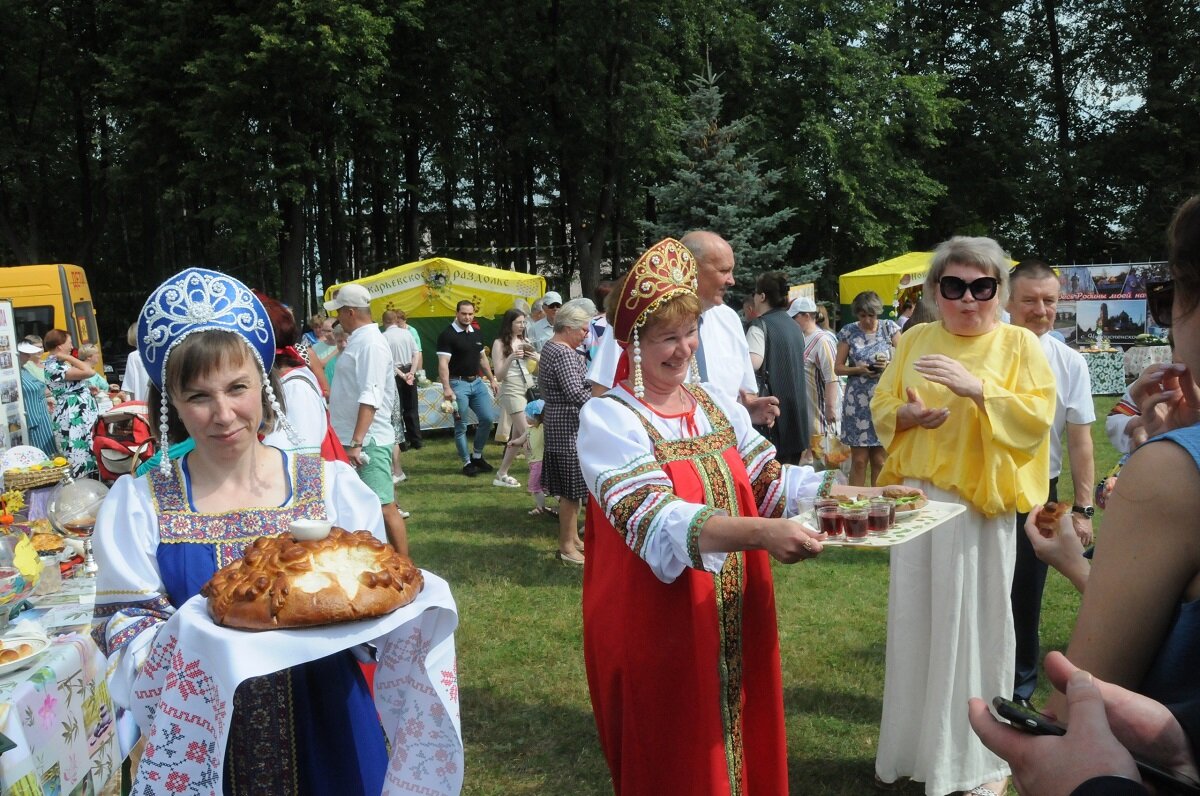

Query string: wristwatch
348 440 362 449
1071 504 1095 519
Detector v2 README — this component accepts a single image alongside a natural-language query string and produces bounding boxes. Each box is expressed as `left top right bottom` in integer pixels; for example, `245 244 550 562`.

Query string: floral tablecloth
1080 351 1125 395
0 577 119 795
1123 345 1173 380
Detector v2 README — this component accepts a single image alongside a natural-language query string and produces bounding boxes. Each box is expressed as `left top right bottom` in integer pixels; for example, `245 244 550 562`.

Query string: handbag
517 355 539 402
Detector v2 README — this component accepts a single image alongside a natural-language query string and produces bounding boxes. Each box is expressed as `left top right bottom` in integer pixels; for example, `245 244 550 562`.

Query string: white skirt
875 480 1015 795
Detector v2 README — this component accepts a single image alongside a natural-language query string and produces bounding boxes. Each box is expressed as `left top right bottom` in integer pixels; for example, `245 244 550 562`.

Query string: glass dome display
46 476 109 575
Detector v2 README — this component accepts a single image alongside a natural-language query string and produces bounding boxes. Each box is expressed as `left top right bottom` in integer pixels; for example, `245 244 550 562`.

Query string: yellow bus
0 264 102 366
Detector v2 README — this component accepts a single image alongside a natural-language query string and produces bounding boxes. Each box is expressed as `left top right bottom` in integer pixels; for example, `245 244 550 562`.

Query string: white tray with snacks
790 486 967 548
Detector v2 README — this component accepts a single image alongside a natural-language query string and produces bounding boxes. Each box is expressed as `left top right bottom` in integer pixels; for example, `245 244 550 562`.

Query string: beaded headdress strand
611 238 700 398
137 267 299 471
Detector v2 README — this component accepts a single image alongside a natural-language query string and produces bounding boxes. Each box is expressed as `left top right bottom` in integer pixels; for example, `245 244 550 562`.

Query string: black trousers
396 372 421 445
1012 476 1058 701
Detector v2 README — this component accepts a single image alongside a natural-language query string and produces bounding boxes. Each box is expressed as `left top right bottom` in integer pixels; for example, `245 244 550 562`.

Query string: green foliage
641 65 797 277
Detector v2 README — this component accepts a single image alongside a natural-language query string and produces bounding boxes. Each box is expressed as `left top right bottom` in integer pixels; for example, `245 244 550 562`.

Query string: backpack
91 401 157 481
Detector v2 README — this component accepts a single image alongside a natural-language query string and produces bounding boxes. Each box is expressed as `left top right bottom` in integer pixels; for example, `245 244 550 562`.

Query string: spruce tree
642 66 808 283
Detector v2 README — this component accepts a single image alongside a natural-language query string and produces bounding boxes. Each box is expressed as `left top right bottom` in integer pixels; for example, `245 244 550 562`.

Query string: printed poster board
1055 263 1169 348
0 300 28 448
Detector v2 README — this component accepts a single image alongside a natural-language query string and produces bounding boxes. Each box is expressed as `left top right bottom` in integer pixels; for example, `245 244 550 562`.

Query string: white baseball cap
787 297 818 317
542 291 563 307
16 341 42 355
323 283 372 311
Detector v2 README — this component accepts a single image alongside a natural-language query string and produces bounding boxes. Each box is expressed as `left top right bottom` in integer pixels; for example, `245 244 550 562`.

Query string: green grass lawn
399 395 1120 795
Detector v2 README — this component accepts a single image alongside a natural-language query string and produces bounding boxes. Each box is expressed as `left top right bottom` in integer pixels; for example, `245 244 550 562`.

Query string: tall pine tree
641 66 806 281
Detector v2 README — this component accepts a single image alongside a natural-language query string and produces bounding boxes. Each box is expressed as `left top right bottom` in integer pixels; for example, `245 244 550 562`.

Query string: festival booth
326 259 546 430
837 252 932 325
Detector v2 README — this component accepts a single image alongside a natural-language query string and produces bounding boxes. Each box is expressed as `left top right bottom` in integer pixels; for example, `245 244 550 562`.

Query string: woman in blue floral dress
835 292 901 485
42 329 99 477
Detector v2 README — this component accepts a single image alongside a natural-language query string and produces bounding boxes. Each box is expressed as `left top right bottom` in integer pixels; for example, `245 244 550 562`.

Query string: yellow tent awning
325 257 546 319
326 258 547 367
838 252 932 316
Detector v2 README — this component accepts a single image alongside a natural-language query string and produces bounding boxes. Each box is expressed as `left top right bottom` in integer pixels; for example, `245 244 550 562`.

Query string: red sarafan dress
579 385 825 796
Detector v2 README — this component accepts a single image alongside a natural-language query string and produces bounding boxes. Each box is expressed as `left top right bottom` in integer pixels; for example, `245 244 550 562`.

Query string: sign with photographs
1054 263 1169 348
0 300 28 448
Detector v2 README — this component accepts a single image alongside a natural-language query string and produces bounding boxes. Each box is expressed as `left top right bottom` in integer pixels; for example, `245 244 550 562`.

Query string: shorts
357 441 395 505
528 460 544 495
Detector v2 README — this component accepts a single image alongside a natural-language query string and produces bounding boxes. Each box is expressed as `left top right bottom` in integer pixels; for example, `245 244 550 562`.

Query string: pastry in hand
1035 502 1069 538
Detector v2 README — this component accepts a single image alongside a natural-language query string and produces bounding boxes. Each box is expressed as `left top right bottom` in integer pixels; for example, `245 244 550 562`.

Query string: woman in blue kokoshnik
91 268 391 793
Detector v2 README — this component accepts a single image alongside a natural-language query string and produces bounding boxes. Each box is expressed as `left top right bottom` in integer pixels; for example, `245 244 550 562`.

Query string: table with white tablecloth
0 577 120 795
1123 345 1173 381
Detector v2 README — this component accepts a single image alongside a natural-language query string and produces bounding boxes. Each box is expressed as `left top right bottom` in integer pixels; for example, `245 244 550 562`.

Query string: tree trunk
1042 0 1076 260
278 192 305 312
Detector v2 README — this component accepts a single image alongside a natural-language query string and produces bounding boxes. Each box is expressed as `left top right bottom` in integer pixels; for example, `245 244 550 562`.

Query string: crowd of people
72 193 1200 795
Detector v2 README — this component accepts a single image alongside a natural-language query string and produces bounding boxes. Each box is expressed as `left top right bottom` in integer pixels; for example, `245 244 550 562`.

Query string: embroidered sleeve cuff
687 506 728 572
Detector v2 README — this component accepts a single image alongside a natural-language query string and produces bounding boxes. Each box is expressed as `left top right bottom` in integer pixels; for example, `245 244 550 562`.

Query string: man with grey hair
528 291 562 352
587 230 780 426
324 284 409 554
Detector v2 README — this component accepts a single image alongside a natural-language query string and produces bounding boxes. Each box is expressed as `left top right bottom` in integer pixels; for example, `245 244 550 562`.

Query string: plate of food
0 635 49 677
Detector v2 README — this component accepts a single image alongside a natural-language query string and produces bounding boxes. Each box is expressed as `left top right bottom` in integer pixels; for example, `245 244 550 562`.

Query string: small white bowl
289 520 332 542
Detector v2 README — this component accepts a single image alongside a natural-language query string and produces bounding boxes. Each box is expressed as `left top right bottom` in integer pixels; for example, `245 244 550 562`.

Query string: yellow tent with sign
837 252 932 323
326 257 546 365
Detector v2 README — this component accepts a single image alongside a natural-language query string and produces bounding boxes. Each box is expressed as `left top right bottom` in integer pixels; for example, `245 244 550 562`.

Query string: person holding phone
870 237 1056 796
491 307 538 488
835 290 901 485
969 651 1200 796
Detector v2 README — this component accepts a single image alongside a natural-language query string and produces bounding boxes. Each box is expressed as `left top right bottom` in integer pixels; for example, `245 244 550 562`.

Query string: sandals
556 551 584 566
493 474 521 488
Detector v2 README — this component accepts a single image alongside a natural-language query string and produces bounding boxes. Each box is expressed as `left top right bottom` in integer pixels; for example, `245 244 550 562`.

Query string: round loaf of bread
201 528 422 631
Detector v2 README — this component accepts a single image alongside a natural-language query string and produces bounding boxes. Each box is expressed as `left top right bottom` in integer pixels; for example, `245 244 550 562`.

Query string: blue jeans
451 377 497 463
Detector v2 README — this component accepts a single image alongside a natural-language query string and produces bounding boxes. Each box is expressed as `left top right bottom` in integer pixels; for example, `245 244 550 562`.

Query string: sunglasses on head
1147 279 1174 327
939 275 999 302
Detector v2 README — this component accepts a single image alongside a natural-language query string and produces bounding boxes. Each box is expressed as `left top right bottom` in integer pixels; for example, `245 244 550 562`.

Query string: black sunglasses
1147 279 1174 327
939 275 999 302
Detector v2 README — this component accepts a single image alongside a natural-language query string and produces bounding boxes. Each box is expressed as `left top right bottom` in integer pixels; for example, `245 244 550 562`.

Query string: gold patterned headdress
612 238 700 397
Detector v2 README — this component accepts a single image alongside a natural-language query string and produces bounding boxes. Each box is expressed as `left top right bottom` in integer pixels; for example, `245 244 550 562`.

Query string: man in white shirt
587 230 780 425
528 291 562 352
325 284 408 554
1006 259 1094 707
121 323 150 402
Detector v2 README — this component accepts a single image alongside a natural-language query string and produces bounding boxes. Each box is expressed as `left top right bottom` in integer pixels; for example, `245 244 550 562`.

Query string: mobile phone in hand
992 697 1200 794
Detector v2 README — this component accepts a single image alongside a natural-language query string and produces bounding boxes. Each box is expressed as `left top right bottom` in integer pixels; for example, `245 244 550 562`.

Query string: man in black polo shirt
437 300 499 476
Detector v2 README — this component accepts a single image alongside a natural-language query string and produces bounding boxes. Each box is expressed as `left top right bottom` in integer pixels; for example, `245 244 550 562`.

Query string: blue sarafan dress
93 452 389 795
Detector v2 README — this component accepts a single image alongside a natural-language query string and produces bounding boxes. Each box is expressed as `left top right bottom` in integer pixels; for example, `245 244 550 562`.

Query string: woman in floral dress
835 291 901 485
42 329 99 477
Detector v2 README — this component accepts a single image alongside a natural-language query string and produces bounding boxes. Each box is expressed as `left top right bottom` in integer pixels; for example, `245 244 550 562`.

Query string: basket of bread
4 458 69 492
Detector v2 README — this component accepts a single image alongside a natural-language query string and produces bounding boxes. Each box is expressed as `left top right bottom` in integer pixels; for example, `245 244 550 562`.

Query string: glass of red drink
816 505 842 537
868 500 891 534
841 506 869 539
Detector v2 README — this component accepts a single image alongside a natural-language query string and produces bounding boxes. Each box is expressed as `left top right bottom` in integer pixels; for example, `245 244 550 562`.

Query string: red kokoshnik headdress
612 238 701 398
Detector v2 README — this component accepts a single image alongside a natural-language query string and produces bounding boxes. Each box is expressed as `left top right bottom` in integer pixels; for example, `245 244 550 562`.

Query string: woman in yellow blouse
870 237 1055 796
